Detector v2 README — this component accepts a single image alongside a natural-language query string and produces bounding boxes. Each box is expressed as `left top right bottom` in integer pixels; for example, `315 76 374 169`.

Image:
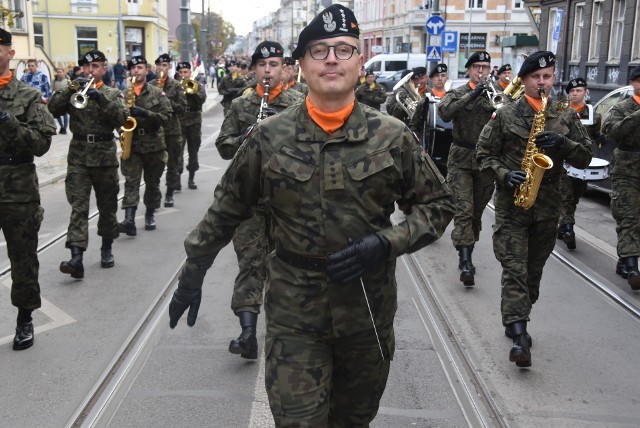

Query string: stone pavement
35 85 222 187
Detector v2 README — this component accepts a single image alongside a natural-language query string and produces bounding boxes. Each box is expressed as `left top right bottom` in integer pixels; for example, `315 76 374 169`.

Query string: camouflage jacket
408 96 434 140
130 83 172 153
218 74 247 105
354 83 387 110
385 93 410 124
438 81 496 170
179 101 454 338
602 97 640 178
148 77 186 136
215 85 304 159
477 98 593 218
48 83 128 167
286 80 308 96
0 77 56 202
180 82 207 127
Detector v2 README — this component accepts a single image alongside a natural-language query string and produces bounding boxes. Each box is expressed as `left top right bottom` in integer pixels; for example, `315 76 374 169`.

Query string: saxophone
120 76 137 160
514 88 554 210
157 71 165 89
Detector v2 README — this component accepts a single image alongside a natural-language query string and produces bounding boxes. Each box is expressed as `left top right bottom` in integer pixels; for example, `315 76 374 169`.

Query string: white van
364 53 426 78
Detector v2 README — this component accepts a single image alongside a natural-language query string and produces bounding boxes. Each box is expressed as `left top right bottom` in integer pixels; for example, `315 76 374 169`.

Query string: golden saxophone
157 70 165 89
503 75 525 101
120 76 137 160
514 88 554 209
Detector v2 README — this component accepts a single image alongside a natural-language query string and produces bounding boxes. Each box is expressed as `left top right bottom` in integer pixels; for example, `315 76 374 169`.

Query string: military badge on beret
565 77 587 93
517 51 556 77
292 4 359 60
429 63 447 77
323 11 336 32
251 41 285 65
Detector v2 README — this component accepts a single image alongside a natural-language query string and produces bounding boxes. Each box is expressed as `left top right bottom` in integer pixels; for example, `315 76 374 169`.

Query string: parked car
376 70 406 93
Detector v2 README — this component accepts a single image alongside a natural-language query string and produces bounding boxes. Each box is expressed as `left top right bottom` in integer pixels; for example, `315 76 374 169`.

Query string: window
571 3 584 61
588 0 604 61
608 0 626 62
468 0 483 9
6 0 26 31
76 26 98 57
33 22 44 48
513 1 523 9
633 2 640 61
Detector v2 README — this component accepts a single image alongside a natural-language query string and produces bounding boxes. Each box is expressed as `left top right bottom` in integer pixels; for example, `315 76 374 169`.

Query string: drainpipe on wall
45 0 52 59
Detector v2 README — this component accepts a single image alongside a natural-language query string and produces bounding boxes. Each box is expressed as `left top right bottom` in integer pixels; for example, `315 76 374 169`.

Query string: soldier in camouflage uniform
176 61 207 190
215 41 304 360
148 54 187 208
218 62 247 113
409 64 449 147
385 69 413 125
496 64 512 91
0 28 56 350
557 77 603 250
283 56 308 95
438 51 496 287
48 50 129 278
355 71 387 110
117 56 172 235
477 51 592 367
602 64 640 290
169 6 454 426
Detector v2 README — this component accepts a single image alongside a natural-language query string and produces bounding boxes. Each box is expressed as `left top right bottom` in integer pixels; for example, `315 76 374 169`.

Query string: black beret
401 69 412 79
497 64 512 75
365 71 375 77
78 50 106 66
0 27 12 46
292 4 359 60
229 60 237 67
517 50 556 77
176 61 191 71
239 63 248 69
630 64 640 81
128 55 147 70
565 77 587 93
155 53 171 64
429 63 447 77
284 56 295 66
465 51 491 68
411 67 427 78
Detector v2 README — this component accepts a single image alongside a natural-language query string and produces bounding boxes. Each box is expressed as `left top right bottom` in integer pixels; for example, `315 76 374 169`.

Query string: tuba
514 88 554 209
120 76 137 160
393 72 421 117
481 76 507 109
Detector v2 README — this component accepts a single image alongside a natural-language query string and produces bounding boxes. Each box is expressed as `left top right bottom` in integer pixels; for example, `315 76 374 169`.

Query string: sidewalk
36 85 222 187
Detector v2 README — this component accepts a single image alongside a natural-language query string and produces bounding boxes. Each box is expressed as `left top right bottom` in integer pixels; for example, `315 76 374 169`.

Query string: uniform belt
0 155 34 165
185 107 202 113
541 174 560 185
617 144 640 153
276 248 327 272
73 134 114 143
453 140 477 149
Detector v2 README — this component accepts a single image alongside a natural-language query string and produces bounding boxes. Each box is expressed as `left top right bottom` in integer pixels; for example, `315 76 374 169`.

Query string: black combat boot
557 223 568 240
616 258 629 279
188 171 197 189
164 187 174 208
145 207 156 231
508 321 531 367
622 256 640 290
505 323 532 347
228 312 258 359
13 308 34 351
175 174 182 192
458 246 475 287
60 245 84 279
118 207 137 236
100 238 114 268
562 224 576 250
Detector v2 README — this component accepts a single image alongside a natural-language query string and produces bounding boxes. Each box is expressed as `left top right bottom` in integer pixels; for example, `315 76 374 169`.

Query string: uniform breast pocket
266 152 317 216
345 150 400 207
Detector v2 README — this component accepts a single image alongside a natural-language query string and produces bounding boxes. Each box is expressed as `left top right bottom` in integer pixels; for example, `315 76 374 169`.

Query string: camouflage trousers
0 202 44 309
65 163 120 249
121 150 168 210
231 212 266 314
610 174 640 258
182 123 202 173
164 134 184 190
492 191 557 325
446 166 494 247
559 174 587 225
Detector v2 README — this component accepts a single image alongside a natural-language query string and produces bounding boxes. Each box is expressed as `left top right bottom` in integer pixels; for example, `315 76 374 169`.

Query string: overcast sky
190 0 281 36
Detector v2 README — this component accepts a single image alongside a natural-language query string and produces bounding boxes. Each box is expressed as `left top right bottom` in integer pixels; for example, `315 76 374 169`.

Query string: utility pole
201 0 208 73
117 0 123 60
179 0 190 61
427 0 441 71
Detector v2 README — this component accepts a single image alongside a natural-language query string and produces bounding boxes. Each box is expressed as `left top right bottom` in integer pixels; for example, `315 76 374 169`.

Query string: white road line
249 352 276 428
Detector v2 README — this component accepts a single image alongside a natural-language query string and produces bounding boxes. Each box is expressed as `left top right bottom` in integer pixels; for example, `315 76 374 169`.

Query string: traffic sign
426 16 445 36
442 31 458 53
426 46 442 62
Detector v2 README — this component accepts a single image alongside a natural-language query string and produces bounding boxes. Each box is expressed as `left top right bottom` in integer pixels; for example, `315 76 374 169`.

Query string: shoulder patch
161 92 167 97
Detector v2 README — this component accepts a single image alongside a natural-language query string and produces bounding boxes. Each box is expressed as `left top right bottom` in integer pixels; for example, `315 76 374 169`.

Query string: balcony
407 9 429 27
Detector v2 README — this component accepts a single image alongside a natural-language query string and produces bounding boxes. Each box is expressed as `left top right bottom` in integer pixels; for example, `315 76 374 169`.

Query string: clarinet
257 79 270 123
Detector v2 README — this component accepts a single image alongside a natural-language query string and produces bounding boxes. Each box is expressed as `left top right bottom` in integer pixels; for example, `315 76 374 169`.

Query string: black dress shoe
13 322 34 350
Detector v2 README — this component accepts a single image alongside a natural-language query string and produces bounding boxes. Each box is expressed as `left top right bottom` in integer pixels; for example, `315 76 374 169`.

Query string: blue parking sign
442 31 458 53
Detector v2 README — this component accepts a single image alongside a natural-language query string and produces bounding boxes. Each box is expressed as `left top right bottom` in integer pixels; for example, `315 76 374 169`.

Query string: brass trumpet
181 77 199 94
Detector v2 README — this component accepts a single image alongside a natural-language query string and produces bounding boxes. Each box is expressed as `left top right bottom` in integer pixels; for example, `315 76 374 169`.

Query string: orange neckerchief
256 82 283 103
634 95 640 105
418 85 428 95
0 71 14 89
306 97 355 135
499 81 509 90
525 94 543 112
570 102 584 113
95 81 104 90
432 88 446 98
469 81 477 90
133 82 144 96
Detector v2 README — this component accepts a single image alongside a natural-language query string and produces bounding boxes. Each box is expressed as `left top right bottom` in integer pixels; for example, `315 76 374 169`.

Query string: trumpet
70 76 95 109
480 76 506 109
393 72 421 117
181 77 199 94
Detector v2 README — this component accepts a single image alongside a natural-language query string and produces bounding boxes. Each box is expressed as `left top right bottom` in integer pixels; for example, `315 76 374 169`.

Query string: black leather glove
326 234 391 283
74 76 89 86
505 170 527 189
169 287 202 328
595 134 607 148
129 106 149 118
535 131 566 150
469 81 488 99
86 88 104 103
0 111 10 124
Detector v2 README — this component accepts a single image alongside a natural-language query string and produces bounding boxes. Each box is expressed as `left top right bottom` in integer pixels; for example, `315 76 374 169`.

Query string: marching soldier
496 64 512 90
477 51 592 367
215 41 304 360
602 64 640 290
168 5 453 425
218 61 247 113
411 66 429 96
438 51 496 286
355 71 387 111
48 50 129 278
428 63 448 99
176 61 207 190
0 28 56 350
409 64 449 144
283 56 308 95
148 54 187 208
117 55 172 235
385 69 413 125
557 77 603 250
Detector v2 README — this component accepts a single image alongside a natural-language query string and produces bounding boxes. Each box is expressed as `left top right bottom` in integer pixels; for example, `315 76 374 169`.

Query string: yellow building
32 0 169 68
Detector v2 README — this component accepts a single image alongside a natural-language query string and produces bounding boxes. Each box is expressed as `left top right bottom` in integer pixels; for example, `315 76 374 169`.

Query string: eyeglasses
306 43 359 60
471 64 491 71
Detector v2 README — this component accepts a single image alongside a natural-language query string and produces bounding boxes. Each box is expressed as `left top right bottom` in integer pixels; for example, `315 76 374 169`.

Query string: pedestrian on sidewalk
51 67 68 134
